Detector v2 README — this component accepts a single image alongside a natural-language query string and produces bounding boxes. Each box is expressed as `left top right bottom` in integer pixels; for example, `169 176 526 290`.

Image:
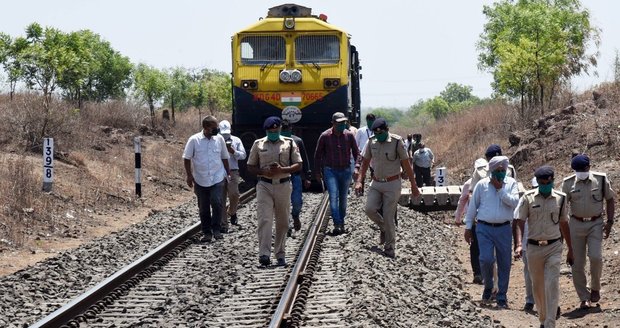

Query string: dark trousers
194 180 225 235
470 223 481 277
414 165 432 187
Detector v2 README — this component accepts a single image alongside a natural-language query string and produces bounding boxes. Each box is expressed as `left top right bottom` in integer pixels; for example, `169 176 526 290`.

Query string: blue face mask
492 171 506 182
336 123 347 132
281 130 292 137
375 132 388 142
267 131 280 141
367 120 375 129
538 182 553 194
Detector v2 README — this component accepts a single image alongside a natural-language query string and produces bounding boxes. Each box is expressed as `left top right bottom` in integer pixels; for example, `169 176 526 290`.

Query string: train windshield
240 36 286 65
295 35 340 64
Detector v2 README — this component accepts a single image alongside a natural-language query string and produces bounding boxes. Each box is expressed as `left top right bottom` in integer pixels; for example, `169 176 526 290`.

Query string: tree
133 63 167 126
440 83 475 104
424 97 451 120
19 23 73 108
370 107 403 127
0 33 28 100
163 67 193 123
614 50 620 84
478 0 600 115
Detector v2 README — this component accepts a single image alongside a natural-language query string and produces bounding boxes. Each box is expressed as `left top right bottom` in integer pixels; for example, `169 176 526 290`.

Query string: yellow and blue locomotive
231 4 362 183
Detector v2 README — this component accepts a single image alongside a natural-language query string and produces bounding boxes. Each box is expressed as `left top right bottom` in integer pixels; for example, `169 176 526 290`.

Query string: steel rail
268 192 330 328
30 188 256 328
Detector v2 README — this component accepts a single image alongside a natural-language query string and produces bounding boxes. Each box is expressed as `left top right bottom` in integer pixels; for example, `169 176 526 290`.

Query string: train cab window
295 35 340 64
240 36 286 65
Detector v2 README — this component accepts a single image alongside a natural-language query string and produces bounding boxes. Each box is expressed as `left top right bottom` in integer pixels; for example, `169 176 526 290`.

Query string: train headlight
284 17 295 29
290 70 302 82
280 70 292 83
241 79 258 90
323 78 340 89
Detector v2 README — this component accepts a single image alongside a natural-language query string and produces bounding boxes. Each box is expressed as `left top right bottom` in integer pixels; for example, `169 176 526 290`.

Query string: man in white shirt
354 113 375 181
183 115 231 242
464 155 519 309
412 143 434 186
218 120 246 232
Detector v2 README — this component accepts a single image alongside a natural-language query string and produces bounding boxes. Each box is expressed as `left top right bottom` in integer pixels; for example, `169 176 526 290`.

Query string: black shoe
384 248 396 258
473 275 483 285
259 255 270 266
332 225 341 235
287 228 292 237
220 227 229 233
214 232 223 240
556 306 561 319
231 214 238 225
200 234 212 243
591 290 600 303
293 216 301 231
277 258 286 266
497 300 508 309
523 302 534 312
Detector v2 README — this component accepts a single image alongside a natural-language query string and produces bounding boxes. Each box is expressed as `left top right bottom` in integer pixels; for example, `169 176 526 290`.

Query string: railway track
30 189 352 328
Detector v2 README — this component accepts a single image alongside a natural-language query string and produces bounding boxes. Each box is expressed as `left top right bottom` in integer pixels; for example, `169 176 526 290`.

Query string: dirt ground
0 192 193 276
448 217 620 328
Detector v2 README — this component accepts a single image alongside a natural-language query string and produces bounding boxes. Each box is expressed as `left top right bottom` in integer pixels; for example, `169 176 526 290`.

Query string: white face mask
575 171 590 180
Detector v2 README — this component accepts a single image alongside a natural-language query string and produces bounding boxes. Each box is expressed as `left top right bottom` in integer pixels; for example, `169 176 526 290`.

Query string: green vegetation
0 23 232 126
478 0 599 115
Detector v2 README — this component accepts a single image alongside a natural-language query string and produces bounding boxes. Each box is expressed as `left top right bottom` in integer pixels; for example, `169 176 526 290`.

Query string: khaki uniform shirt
517 189 568 241
247 136 302 180
561 172 615 218
362 133 408 179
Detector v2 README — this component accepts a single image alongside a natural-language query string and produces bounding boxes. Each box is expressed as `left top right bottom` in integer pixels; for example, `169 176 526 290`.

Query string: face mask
367 120 375 129
336 123 347 132
267 131 280 141
492 171 506 182
575 171 590 180
281 130 292 137
375 132 388 142
210 127 219 136
538 182 553 194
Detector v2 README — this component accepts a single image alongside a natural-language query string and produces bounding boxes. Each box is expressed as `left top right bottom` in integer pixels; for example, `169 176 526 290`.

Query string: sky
1 0 618 109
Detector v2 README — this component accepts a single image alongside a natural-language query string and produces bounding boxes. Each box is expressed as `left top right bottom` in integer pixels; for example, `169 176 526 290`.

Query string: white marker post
134 137 142 198
435 167 447 186
42 138 54 192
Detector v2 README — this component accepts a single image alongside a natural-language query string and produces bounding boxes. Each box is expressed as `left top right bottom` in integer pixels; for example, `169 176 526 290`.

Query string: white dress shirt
183 132 229 187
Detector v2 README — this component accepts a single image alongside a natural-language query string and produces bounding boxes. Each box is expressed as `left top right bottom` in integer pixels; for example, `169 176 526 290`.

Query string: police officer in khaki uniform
515 166 573 328
354 118 420 258
247 116 302 266
561 154 615 309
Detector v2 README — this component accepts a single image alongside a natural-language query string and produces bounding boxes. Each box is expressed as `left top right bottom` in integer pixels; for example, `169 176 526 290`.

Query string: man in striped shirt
314 112 359 235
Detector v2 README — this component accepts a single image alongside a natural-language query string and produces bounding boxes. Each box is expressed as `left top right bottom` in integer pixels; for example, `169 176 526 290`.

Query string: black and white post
134 136 142 198
42 138 54 192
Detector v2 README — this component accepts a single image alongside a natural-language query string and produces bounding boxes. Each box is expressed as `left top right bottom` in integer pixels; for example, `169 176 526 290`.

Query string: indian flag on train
281 92 302 107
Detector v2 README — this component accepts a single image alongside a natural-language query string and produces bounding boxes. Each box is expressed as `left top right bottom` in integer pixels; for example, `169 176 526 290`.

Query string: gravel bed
342 193 499 327
1 189 500 327
0 201 200 327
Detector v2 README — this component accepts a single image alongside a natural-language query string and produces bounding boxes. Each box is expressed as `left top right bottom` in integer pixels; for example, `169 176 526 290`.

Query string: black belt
527 237 561 246
477 220 511 227
230 169 239 171
571 214 601 222
259 176 291 184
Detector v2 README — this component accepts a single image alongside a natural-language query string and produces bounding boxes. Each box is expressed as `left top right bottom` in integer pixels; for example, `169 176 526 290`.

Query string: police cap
571 154 590 170
263 116 282 130
485 144 502 158
534 165 555 180
370 118 388 131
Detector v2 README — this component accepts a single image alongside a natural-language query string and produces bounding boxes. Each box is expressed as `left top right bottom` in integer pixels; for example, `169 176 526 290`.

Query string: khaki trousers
364 179 401 251
220 171 241 229
569 219 604 301
257 180 291 259
528 241 562 328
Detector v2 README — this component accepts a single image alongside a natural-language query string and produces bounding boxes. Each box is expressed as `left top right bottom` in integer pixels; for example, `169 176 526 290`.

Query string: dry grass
0 93 231 250
409 101 522 184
